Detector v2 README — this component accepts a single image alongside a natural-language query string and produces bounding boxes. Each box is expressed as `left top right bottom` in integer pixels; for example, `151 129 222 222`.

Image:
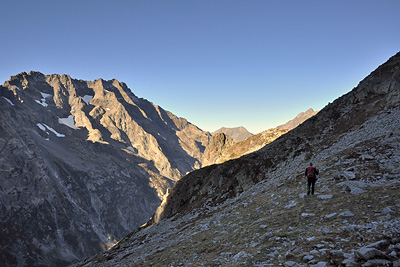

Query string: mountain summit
0 72 211 266
213 126 253 142
277 108 319 130
79 52 400 266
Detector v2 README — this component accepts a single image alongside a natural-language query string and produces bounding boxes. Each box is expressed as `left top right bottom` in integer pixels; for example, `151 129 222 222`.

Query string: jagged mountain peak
296 107 316 118
1 70 213 177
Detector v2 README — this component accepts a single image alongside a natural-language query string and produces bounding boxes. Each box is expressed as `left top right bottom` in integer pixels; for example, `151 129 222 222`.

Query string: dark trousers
307 177 316 195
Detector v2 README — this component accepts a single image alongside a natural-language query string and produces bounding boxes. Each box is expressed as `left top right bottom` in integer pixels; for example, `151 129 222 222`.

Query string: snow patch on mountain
81 95 93 105
45 125 65 137
58 115 79 130
35 92 52 107
37 123 65 137
35 99 47 107
36 123 47 132
40 92 52 99
126 146 138 153
2 97 15 106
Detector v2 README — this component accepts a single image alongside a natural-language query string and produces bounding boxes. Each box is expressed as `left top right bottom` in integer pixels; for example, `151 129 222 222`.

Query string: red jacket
305 166 318 178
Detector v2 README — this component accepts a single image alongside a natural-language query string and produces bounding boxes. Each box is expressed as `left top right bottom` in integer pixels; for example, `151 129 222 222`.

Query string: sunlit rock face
213 126 253 142
0 72 211 266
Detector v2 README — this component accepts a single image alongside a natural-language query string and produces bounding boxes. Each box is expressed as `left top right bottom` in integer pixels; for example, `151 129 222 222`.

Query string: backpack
306 166 315 178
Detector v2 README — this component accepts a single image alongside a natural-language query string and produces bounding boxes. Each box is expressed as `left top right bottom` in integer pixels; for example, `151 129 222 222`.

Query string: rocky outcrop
213 126 253 142
202 133 234 166
0 72 210 266
78 52 400 266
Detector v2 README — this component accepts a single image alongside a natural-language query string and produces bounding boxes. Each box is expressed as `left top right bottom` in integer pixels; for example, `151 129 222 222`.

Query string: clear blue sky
1 0 399 134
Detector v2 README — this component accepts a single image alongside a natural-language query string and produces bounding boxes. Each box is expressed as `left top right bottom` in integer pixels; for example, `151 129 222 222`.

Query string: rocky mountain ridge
79 52 400 266
0 71 211 266
277 108 319 130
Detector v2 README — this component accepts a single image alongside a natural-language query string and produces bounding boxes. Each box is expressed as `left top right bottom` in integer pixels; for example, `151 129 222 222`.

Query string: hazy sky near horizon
1 0 399 134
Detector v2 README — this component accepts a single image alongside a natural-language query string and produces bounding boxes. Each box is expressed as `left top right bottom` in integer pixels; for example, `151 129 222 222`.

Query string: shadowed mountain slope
79 52 400 266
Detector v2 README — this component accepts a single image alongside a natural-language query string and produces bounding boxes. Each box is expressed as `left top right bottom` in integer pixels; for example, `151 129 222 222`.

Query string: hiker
305 162 319 195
